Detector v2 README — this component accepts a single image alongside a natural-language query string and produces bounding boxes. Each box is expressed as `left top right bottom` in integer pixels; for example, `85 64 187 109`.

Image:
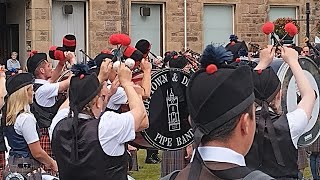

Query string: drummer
245 46 316 179
3 73 58 179
50 60 148 179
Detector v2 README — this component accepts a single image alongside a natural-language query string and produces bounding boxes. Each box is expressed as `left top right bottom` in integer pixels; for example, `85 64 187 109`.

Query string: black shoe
151 154 162 163
145 157 159 164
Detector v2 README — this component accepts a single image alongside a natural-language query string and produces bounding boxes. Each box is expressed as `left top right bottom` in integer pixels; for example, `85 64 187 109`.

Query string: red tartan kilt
0 151 5 179
39 128 53 171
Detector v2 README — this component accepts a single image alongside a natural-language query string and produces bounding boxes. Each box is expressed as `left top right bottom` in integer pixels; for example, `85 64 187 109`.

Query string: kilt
306 137 320 152
297 148 308 170
39 128 53 171
161 149 188 177
0 151 5 179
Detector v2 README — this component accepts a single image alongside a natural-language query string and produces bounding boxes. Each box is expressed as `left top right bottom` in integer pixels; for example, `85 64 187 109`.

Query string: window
203 5 234 48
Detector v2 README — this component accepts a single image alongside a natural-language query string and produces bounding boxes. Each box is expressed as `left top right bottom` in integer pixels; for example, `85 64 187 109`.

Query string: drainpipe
184 0 187 50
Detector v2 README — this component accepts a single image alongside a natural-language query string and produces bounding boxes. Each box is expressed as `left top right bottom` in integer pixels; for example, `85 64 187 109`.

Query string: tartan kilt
297 148 308 170
39 128 53 171
161 149 188 177
0 151 5 179
306 137 320 152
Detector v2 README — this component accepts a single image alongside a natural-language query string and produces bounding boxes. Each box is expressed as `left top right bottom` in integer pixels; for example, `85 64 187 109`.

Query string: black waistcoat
51 116 128 180
31 83 64 128
245 110 298 179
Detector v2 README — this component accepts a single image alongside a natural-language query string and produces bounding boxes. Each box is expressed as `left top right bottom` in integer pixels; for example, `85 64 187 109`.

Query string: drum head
142 68 193 150
278 57 320 147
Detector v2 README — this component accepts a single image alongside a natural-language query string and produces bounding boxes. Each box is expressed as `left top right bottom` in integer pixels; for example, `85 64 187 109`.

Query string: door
203 5 234 48
52 1 86 63
0 26 19 67
130 4 163 56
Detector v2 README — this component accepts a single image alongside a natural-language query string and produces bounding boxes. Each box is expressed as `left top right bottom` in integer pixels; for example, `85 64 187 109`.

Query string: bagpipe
178 48 201 73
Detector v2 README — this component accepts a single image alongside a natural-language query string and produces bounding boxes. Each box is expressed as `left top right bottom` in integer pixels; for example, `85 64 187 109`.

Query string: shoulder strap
160 170 180 180
210 166 251 180
33 83 43 92
243 170 274 180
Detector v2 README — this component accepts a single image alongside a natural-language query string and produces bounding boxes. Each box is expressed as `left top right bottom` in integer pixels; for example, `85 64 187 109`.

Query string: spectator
6 52 20 70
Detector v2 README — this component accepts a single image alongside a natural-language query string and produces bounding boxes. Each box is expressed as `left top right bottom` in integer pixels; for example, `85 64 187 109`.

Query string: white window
269 6 298 44
203 5 234 48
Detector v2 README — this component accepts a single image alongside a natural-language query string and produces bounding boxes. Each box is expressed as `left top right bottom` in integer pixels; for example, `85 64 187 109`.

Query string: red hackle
109 34 131 46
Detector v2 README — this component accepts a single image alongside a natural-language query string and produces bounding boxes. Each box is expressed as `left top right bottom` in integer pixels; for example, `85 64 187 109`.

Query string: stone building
0 0 319 67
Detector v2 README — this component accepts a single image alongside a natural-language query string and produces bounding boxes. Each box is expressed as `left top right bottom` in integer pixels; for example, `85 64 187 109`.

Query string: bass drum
129 68 193 150
269 57 320 147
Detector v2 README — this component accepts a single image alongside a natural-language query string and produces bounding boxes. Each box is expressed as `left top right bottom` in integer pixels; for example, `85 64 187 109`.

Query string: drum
269 57 320 147
130 68 193 150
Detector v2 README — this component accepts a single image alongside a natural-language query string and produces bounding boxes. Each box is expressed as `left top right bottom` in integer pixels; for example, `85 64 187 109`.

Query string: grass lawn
130 149 313 180
131 150 161 180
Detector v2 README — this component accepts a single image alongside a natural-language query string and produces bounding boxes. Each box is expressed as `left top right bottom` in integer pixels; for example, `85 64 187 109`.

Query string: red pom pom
49 46 57 51
101 49 112 54
79 74 85 79
262 22 275 35
173 55 178 59
284 23 298 37
29 50 38 57
257 69 262 74
109 34 131 46
235 58 241 63
206 64 218 74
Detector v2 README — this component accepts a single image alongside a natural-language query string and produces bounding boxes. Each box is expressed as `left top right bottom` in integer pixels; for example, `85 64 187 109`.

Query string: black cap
69 68 101 112
169 55 188 69
93 53 114 68
252 67 281 105
225 41 248 61
6 73 34 96
27 52 47 75
187 66 255 132
135 39 151 55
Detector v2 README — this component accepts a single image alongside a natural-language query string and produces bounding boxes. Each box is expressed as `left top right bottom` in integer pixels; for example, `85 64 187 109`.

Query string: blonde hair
6 85 32 126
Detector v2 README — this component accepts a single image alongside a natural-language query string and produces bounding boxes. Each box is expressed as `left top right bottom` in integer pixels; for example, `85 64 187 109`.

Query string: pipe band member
50 60 148 180
3 73 57 180
245 46 316 179
163 45 273 180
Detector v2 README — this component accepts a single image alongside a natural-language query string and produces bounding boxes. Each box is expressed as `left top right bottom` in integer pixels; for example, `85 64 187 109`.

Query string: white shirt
106 86 127 110
7 59 21 70
14 110 39 144
256 107 308 149
49 108 135 156
286 108 308 149
34 79 59 107
191 146 246 166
